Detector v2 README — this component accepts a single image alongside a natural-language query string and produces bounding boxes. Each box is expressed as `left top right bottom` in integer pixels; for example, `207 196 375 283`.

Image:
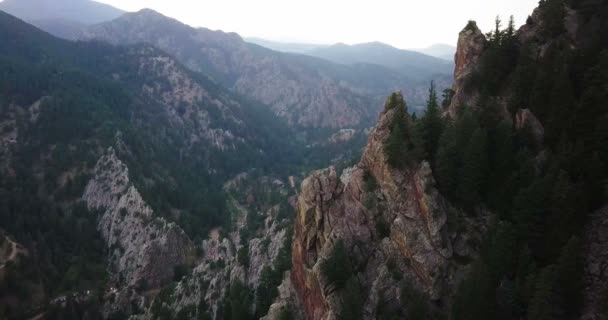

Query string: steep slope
437 1 608 319
306 42 453 78
280 1 608 320
278 94 483 320
0 11 300 319
0 0 124 24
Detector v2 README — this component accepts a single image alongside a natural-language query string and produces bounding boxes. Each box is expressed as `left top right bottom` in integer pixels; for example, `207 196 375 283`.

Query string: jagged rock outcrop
447 21 487 117
83 148 194 290
581 205 608 320
122 173 296 320
290 108 471 320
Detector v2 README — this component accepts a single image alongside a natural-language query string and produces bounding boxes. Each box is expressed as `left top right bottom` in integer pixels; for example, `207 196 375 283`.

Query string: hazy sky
96 0 539 48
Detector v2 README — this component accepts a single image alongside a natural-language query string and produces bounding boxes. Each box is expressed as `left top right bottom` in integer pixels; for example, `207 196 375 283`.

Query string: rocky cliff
286 105 480 320
83 148 194 291
446 21 487 118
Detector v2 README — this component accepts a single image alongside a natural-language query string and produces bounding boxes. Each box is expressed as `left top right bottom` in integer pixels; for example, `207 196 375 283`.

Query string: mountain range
305 41 453 77
1 0 605 319
245 37 456 62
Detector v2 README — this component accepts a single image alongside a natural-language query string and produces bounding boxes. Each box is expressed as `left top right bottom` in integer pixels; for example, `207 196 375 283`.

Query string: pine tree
255 266 277 318
321 240 352 290
383 92 421 167
528 265 564 320
556 236 583 318
460 127 489 208
435 123 460 198
452 261 495 320
341 278 364 320
420 81 445 163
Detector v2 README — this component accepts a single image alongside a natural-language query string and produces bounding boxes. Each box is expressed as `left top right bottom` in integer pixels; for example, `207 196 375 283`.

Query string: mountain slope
267 1 608 320
81 9 375 129
0 0 125 24
82 9 453 128
305 41 453 78
0 11 303 318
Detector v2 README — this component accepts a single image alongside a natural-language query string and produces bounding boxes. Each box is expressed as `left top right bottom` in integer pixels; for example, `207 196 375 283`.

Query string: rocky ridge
284 106 480 320
82 148 194 291
446 21 487 118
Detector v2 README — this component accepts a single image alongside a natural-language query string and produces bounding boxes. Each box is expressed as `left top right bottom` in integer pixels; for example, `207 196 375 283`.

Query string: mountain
81 9 378 130
305 41 453 78
245 37 326 53
81 10 453 129
415 43 456 60
0 11 307 319
0 0 125 24
3 0 607 319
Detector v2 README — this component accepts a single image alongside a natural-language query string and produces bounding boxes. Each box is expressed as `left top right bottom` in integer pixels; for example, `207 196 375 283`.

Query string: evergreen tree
435 123 460 198
255 266 277 318
460 127 489 208
226 281 253 320
341 278 364 320
452 261 495 320
556 236 583 318
383 92 422 167
528 265 564 320
321 240 352 290
419 81 445 163
496 278 519 320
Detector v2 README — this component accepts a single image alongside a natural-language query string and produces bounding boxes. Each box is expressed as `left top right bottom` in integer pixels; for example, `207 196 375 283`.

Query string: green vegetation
223 281 253 320
237 246 250 267
447 3 607 319
383 92 423 168
418 81 445 163
320 240 352 290
254 227 293 318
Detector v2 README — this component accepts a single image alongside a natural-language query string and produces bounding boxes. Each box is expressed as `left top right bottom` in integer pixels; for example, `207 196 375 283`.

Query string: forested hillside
283 0 608 319
0 11 306 319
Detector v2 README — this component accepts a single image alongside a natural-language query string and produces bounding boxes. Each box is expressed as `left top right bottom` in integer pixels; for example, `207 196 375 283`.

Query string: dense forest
379 0 607 318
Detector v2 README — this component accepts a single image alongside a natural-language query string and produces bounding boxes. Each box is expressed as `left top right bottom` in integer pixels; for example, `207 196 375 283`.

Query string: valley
0 0 606 320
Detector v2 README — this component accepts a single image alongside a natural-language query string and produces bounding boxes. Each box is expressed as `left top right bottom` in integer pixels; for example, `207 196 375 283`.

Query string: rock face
291 107 461 320
581 205 608 320
83 148 194 289
447 21 487 117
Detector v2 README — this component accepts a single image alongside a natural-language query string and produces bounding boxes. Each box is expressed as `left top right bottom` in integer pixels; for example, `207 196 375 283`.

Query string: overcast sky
95 0 538 48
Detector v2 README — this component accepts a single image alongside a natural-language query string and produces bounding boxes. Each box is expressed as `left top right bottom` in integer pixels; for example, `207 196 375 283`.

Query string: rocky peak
290 102 465 320
446 21 488 118
454 21 487 82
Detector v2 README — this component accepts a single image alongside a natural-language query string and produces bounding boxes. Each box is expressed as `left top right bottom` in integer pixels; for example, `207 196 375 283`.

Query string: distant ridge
0 0 125 25
305 41 453 78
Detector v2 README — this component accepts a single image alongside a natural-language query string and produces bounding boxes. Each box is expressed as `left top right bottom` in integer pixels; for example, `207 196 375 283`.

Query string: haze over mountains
305 42 453 77
1 0 454 118
245 37 456 61
0 0 607 319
